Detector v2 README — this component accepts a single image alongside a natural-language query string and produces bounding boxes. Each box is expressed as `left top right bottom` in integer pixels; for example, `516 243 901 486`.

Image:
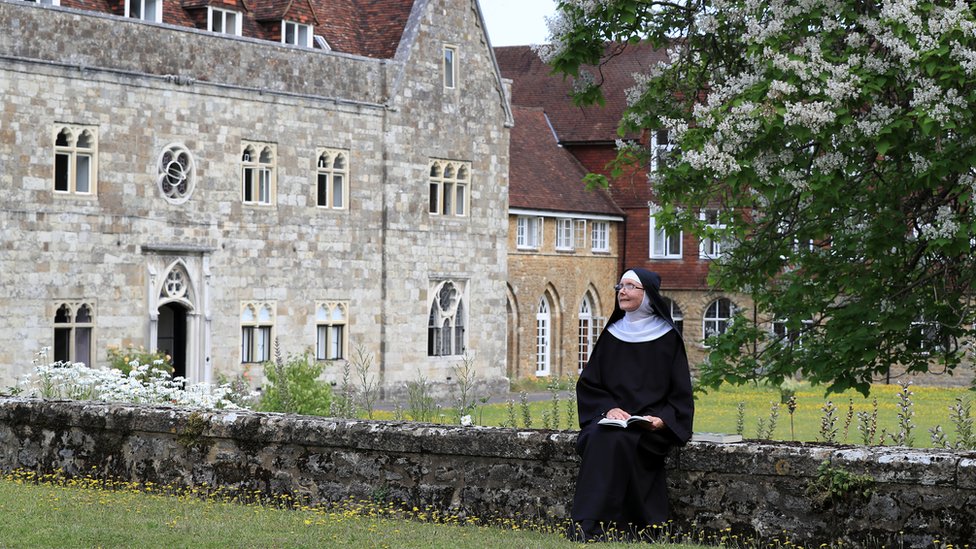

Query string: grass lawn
0 471 711 549
373 380 975 448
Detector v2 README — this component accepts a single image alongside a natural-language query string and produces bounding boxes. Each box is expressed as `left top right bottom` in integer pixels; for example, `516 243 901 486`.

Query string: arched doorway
157 302 188 379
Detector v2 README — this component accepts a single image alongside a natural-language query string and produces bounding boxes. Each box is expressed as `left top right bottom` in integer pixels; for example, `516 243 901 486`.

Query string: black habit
571 269 695 541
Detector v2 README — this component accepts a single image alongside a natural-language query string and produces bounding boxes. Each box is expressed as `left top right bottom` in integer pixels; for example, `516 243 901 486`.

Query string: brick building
0 0 512 397
505 105 623 380
497 44 750 368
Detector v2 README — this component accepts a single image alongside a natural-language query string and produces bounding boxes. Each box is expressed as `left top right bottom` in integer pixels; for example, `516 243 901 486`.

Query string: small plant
806 460 874 509
257 345 333 416
735 401 746 436
948 396 975 450
450 354 478 425
519 391 532 429
930 424 950 448
856 397 879 445
842 398 855 442
352 345 379 419
819 400 838 444
505 398 518 428
565 393 578 429
756 402 779 440
786 395 797 441
406 372 435 423
894 380 916 447
329 358 356 419
548 380 561 430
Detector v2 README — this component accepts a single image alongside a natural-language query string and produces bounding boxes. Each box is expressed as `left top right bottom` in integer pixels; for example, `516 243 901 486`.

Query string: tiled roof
56 0 413 59
495 42 668 143
509 106 623 217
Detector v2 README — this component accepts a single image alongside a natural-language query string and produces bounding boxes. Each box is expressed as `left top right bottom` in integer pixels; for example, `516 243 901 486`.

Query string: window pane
257 326 271 361
444 47 455 88
317 173 328 206
55 153 70 192
75 155 91 193
145 0 159 21
129 0 141 18
332 174 344 208
259 169 270 203
226 12 238 34
455 184 464 216
429 182 439 213
75 327 92 367
243 168 254 202
213 11 223 32
242 327 253 362
442 182 453 215
329 325 343 359
285 22 295 44
316 325 327 360
54 327 71 363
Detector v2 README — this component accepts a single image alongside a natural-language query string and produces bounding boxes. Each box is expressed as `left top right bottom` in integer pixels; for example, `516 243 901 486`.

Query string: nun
570 268 695 542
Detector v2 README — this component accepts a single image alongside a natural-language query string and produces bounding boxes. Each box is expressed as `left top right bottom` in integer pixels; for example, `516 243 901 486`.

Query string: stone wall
0 398 974 547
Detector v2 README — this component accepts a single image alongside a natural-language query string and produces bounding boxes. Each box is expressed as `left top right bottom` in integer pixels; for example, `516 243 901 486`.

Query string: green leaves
546 0 976 396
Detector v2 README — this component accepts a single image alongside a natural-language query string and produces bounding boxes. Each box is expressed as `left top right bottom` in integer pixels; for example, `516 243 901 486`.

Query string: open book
598 415 653 429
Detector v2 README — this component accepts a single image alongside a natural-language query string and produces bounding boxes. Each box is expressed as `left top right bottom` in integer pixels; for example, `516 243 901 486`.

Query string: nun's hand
605 407 629 420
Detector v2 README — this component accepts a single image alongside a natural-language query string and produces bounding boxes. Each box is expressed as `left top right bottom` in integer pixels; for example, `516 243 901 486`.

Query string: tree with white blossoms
540 0 976 395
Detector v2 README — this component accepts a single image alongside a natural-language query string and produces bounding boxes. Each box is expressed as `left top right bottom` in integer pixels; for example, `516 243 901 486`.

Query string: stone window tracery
157 143 195 204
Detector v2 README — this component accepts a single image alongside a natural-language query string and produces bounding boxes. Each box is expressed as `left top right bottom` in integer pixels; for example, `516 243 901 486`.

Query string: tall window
535 297 551 376
699 209 728 259
663 297 684 336
703 298 734 343
649 129 673 174
443 45 457 89
591 221 609 252
242 143 275 205
428 281 466 357
516 216 543 249
283 21 312 47
650 213 682 259
241 302 274 363
210 7 242 35
556 219 574 250
315 302 348 360
127 0 161 22
316 149 347 209
54 125 97 196
53 302 94 366
429 160 469 217
578 296 600 372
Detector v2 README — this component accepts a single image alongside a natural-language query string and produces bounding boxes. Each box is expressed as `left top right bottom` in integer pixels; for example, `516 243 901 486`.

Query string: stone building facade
505 106 623 380
496 44 748 370
0 0 512 396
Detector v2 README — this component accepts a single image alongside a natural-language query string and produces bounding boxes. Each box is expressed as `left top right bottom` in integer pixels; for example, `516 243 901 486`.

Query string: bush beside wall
0 398 973 547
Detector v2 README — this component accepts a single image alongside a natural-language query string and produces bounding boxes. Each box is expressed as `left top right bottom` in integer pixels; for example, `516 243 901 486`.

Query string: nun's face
616 279 644 312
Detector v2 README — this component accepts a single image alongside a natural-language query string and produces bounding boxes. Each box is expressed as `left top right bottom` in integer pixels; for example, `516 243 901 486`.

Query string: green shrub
257 352 332 416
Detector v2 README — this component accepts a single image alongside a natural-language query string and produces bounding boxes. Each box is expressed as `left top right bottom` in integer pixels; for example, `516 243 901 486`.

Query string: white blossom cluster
918 205 960 241
19 361 251 410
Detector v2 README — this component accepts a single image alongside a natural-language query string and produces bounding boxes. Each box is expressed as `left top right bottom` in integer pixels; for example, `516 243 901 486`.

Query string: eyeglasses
614 283 644 292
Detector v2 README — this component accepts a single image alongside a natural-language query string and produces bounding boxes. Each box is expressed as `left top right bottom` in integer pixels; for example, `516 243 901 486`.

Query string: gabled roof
509 106 623 217
495 42 668 144
58 0 413 59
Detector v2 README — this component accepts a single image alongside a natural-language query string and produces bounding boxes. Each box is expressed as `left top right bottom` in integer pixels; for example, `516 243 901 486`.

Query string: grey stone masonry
0 397 974 547
0 0 511 395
